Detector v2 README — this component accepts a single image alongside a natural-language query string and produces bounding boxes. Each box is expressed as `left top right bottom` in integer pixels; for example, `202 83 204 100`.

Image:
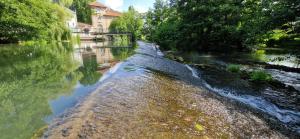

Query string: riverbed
0 41 298 138
43 42 290 138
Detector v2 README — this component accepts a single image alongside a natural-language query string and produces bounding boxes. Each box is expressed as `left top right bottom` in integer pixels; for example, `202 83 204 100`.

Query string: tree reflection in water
0 41 82 139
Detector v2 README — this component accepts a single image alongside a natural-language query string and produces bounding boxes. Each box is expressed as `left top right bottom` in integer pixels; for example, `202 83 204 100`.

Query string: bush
227 64 241 73
250 70 273 82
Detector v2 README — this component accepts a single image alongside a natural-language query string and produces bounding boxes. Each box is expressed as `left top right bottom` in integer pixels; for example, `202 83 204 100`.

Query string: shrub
250 70 273 82
227 64 241 73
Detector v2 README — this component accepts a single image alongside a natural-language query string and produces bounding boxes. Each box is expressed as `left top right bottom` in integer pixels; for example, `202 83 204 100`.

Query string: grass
226 64 241 73
250 70 273 82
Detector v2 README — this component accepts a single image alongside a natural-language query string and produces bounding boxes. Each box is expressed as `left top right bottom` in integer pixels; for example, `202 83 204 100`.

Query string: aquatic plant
226 64 241 73
250 70 273 82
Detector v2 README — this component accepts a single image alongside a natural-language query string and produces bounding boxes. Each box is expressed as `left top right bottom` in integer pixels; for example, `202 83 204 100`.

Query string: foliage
143 0 300 51
109 6 144 40
227 64 241 73
56 0 73 7
143 0 179 49
72 0 93 24
177 0 243 50
250 70 273 82
0 0 72 43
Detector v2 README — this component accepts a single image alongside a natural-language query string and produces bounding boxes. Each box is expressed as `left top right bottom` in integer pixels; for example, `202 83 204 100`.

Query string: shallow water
0 41 297 138
0 41 134 139
181 47 300 136
44 42 287 138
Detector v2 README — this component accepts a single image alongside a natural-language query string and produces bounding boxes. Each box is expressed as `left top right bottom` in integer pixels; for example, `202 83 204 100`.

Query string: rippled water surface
0 41 298 138
44 42 289 138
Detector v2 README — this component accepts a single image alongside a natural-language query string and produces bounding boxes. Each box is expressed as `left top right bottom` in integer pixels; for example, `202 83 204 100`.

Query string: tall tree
72 0 93 24
109 6 144 40
143 0 300 51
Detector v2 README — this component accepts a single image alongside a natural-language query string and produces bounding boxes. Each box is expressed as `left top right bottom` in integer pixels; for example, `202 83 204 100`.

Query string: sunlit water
0 41 298 138
0 40 134 139
44 42 288 138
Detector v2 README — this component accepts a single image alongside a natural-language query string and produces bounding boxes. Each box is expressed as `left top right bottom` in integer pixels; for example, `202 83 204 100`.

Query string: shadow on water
0 40 135 139
180 47 300 137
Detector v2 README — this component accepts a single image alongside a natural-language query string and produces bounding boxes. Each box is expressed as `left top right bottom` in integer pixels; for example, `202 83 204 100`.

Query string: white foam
99 62 123 82
203 82 300 124
185 64 200 78
110 62 123 74
157 50 164 57
186 64 300 126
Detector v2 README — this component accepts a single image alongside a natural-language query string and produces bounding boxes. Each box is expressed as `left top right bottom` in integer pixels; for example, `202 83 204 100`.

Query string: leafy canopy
109 6 144 40
0 0 72 43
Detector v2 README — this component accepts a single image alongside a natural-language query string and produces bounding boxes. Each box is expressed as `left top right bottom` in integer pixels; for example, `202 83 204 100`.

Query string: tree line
143 0 300 51
0 0 76 43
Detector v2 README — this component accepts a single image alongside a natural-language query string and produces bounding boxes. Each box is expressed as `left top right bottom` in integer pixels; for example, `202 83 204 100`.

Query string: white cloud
104 0 124 11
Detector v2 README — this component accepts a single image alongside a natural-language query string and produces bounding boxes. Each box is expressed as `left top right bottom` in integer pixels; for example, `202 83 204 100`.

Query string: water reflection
74 41 135 83
0 42 81 139
0 40 134 139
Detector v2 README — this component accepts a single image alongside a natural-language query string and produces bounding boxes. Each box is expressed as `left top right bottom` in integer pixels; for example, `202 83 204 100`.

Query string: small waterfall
100 62 123 82
185 64 200 78
185 64 300 133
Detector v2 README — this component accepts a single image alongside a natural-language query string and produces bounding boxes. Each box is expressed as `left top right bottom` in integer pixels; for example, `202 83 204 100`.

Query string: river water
0 41 298 138
43 41 295 138
0 40 134 139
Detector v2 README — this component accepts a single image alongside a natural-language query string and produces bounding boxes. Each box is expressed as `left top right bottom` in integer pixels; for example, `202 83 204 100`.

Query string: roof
89 1 122 17
77 22 92 29
104 9 122 17
89 1 107 9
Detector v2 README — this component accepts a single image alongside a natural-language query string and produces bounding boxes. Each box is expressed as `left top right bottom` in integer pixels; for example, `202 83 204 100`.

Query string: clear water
0 40 134 139
182 47 300 135
44 42 286 138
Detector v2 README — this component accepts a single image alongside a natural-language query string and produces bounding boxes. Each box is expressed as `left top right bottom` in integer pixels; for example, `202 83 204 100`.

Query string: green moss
226 64 241 73
250 70 273 82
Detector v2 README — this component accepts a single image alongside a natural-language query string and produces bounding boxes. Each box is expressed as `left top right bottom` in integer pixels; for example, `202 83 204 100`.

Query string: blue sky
98 0 155 13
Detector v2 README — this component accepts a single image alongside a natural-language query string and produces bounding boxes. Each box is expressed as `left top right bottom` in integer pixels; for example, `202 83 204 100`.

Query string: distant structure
65 8 78 32
88 1 122 33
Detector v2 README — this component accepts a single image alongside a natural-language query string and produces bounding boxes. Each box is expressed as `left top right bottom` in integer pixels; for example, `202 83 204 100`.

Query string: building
65 8 78 32
88 1 122 33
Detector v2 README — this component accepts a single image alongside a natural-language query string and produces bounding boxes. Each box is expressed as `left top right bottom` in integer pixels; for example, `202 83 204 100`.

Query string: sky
98 0 155 13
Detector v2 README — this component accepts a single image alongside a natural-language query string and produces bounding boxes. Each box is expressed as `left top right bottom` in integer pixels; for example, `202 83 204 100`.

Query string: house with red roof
88 1 122 33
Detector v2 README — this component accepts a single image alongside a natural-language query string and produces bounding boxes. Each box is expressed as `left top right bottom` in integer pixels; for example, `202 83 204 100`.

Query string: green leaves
250 70 273 82
109 7 144 40
0 0 71 43
144 0 300 51
72 0 93 24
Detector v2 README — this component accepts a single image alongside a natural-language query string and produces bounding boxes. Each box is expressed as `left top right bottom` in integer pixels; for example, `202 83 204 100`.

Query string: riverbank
43 41 287 138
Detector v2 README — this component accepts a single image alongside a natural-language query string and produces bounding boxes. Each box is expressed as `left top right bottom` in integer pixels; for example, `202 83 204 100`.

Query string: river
0 41 298 138
0 40 134 139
